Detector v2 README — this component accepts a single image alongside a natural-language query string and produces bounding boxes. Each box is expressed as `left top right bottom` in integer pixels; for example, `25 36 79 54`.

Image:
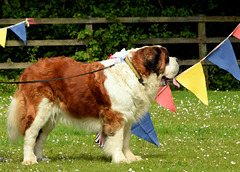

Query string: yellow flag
176 62 208 105
0 28 7 48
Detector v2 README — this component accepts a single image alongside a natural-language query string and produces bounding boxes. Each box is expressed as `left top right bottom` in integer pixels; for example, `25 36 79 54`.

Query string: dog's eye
166 57 169 64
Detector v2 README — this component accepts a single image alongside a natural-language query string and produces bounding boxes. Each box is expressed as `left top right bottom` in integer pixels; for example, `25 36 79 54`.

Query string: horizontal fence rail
1 16 240 69
4 37 240 47
1 60 239 69
2 16 240 24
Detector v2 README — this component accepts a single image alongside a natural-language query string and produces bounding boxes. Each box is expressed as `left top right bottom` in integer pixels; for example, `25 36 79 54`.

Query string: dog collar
124 56 144 86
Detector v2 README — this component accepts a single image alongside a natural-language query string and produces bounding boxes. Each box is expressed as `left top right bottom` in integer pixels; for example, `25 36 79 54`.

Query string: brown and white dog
7 45 179 165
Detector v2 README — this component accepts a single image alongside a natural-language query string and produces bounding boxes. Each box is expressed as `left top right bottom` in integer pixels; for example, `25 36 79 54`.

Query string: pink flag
232 24 240 39
27 18 38 25
155 85 177 114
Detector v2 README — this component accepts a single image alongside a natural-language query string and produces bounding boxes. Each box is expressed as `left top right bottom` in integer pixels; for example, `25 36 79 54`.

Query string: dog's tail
7 88 26 142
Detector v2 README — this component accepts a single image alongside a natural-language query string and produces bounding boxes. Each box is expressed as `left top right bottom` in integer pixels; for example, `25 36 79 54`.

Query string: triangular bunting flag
0 28 7 48
207 39 240 81
9 22 27 45
233 24 240 39
27 18 38 25
176 62 208 105
131 111 159 147
155 85 177 114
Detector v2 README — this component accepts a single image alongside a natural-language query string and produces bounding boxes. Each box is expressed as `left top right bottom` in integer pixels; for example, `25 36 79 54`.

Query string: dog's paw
131 155 142 162
126 155 142 162
22 155 38 165
0 156 11 162
111 152 129 163
37 157 51 162
111 158 129 163
41 157 51 162
124 151 142 162
22 159 38 165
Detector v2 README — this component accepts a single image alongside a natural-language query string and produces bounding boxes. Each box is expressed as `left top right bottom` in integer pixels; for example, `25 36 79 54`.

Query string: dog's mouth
161 77 180 88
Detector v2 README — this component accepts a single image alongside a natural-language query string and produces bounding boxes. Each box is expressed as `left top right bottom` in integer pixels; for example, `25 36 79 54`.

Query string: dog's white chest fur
101 59 160 123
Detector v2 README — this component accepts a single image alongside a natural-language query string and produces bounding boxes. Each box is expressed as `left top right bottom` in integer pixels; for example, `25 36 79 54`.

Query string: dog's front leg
122 122 142 162
103 127 127 163
100 109 127 163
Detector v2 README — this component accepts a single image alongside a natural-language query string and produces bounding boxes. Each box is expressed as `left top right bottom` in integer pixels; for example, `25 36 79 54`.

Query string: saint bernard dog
7 45 179 165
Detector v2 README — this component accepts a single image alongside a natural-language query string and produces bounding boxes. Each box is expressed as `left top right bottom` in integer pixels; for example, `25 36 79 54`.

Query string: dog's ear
158 47 168 75
144 46 168 75
144 47 161 75
132 46 169 77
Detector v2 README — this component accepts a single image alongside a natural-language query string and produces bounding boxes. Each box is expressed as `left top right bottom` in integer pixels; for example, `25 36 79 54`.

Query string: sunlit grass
0 91 239 171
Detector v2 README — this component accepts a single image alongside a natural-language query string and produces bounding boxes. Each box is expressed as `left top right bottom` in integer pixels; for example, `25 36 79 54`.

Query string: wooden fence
1 16 240 70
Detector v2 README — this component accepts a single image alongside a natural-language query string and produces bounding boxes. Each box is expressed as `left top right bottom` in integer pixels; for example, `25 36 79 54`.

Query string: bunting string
6 21 26 29
176 23 240 105
177 23 240 78
0 18 37 48
200 23 240 63
156 85 168 96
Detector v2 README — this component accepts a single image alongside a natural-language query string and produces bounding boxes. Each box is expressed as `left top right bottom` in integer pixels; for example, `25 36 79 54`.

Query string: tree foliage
0 0 239 90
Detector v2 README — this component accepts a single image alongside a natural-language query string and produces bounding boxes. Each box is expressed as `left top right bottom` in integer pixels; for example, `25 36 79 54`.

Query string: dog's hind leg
22 98 54 165
34 115 58 161
122 122 142 162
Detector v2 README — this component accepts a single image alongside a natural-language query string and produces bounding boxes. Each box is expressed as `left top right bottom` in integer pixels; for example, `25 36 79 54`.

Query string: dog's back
7 57 108 142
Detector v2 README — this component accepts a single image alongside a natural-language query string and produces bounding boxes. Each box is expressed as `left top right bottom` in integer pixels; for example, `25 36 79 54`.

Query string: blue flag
131 111 159 147
9 22 27 45
207 39 240 81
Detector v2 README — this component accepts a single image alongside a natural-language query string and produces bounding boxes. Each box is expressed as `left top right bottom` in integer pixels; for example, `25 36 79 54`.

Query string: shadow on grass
48 154 111 163
143 153 168 159
3 152 167 164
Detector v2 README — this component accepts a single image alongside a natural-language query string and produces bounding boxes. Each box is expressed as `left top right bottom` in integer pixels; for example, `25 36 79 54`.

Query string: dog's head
130 45 179 86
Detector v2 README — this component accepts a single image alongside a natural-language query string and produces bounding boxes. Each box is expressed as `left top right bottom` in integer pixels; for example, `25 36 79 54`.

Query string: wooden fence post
85 22 93 59
198 15 209 88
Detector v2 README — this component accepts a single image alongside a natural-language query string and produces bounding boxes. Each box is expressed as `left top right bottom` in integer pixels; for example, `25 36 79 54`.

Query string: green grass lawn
0 91 239 171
